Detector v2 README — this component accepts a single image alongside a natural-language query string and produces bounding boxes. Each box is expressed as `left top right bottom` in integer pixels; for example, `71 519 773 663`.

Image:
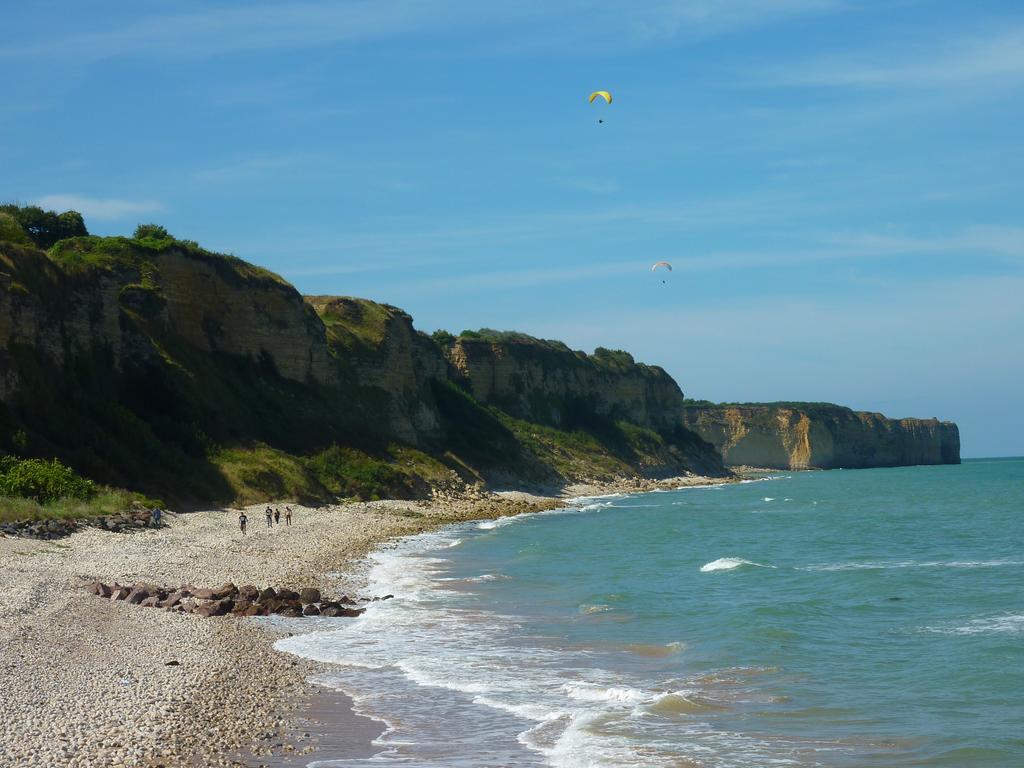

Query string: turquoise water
279 459 1024 767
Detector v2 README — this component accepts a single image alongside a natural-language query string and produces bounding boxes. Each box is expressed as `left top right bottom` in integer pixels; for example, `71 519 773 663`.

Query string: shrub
0 456 96 503
592 347 635 370
133 223 170 240
431 329 455 347
306 445 408 500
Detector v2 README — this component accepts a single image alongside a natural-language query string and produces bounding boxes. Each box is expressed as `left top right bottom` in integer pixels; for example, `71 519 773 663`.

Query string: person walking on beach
239 512 248 535
274 508 281 525
151 507 162 527
265 506 273 529
285 506 292 526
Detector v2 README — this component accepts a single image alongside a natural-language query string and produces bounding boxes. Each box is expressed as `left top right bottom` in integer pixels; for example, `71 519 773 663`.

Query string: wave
562 682 647 704
921 613 1024 636
276 493 846 768
476 499 616 531
700 557 776 573
800 559 1024 572
739 475 791 484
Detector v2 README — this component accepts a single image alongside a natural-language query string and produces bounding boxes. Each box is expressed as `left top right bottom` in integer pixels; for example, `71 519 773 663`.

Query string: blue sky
3 1 1023 457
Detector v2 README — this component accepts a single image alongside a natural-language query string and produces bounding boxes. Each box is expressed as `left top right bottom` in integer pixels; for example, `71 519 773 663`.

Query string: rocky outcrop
682 404 960 469
445 337 685 432
87 579 394 618
0 508 162 540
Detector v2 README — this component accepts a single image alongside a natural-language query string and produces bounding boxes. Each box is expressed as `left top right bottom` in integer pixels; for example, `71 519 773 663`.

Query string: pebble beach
0 475 727 767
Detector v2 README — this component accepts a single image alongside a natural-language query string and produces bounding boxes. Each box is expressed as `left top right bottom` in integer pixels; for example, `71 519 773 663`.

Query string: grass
0 489 161 525
308 296 395 356
212 442 457 505
46 235 291 290
212 444 325 506
0 212 32 246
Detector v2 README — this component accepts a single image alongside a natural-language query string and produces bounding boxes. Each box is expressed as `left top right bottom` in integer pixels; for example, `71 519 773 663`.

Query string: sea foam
700 557 775 573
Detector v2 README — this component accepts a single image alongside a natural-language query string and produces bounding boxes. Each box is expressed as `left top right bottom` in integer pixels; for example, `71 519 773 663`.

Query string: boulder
111 586 132 601
241 604 265 617
159 592 184 609
272 599 302 616
88 581 114 598
190 588 216 600
231 600 253 614
212 598 234 616
277 588 300 602
256 587 277 604
125 588 150 605
140 596 161 608
238 585 259 602
192 599 233 618
302 604 321 616
338 607 366 618
298 588 321 605
320 605 341 617
259 597 282 614
211 582 238 600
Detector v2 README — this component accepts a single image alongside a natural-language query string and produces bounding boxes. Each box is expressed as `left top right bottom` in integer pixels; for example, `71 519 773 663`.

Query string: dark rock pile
1 510 160 540
87 580 393 618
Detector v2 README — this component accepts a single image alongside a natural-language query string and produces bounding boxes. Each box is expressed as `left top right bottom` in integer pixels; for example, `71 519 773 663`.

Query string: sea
277 458 1024 767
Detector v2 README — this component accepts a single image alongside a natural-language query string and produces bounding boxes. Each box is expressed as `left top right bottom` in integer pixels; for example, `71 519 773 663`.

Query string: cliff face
305 296 448 444
446 338 685 433
682 404 960 469
0 234 723 500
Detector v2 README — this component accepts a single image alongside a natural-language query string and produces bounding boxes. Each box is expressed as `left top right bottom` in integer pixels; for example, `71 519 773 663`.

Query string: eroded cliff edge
0 230 725 504
682 403 960 470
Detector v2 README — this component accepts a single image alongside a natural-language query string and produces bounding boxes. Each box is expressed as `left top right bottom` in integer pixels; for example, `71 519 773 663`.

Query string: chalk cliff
682 403 960 469
0 227 724 502
445 336 685 433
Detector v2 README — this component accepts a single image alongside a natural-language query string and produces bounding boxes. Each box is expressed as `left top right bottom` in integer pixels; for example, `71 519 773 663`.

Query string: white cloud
769 26 1024 88
33 194 165 220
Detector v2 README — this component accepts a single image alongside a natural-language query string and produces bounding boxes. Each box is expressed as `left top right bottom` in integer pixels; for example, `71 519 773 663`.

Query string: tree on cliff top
0 204 88 249
133 223 170 241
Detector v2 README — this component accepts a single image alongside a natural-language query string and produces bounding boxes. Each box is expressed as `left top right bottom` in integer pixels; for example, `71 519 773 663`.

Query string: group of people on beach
237 505 292 534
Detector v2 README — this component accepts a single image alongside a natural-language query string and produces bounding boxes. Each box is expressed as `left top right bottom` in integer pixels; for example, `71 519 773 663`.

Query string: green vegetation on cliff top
684 399 851 412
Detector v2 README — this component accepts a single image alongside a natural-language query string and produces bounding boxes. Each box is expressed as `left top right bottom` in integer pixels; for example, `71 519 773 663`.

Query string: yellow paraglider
588 91 613 104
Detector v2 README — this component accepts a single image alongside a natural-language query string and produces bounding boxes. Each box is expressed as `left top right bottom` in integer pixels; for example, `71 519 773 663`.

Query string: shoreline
0 473 737 767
